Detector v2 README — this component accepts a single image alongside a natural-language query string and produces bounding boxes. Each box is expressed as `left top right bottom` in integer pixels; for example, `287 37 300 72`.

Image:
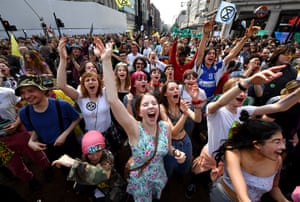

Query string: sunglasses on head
87 145 103 154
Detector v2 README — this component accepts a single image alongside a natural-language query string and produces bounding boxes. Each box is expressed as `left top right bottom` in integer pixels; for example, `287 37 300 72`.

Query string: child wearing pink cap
52 130 126 201
292 186 300 202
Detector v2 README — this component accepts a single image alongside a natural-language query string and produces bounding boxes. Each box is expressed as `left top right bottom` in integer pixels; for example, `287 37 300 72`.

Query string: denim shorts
163 134 192 177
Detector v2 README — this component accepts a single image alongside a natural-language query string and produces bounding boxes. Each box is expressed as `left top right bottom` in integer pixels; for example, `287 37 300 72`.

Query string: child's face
150 70 161 82
116 66 128 80
87 150 103 165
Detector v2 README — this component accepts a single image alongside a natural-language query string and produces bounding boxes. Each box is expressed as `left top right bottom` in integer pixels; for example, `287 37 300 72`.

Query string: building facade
177 0 300 40
60 0 163 35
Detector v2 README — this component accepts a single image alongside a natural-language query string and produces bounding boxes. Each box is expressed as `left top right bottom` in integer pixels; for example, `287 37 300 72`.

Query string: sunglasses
87 145 103 154
282 52 295 57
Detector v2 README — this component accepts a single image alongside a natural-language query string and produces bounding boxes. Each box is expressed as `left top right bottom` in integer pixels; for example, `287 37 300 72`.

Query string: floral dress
127 121 169 202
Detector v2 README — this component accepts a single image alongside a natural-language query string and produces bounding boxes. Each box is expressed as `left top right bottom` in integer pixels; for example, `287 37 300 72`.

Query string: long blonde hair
114 62 130 91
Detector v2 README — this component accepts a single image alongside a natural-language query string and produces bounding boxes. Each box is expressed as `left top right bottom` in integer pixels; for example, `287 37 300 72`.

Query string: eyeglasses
282 52 295 57
250 61 261 66
42 79 54 87
265 138 286 146
87 145 103 154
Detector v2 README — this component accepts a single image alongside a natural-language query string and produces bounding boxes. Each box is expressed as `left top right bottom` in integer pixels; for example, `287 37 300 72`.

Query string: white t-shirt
206 105 256 156
0 87 20 121
76 88 111 132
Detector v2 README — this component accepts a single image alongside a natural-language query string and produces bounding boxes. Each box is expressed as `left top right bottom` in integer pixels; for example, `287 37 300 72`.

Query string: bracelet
192 99 203 105
244 78 251 86
238 82 247 91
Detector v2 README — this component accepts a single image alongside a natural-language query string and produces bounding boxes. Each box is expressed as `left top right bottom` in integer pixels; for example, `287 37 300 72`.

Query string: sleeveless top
223 164 277 202
167 110 182 126
127 121 169 200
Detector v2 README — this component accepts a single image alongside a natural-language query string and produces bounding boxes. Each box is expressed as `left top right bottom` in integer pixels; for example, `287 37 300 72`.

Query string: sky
151 0 184 25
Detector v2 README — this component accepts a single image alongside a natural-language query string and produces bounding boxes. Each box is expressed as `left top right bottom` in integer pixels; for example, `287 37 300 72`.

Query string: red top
169 41 198 82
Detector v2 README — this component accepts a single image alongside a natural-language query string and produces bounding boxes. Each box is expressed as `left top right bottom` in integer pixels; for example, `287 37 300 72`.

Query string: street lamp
181 0 191 28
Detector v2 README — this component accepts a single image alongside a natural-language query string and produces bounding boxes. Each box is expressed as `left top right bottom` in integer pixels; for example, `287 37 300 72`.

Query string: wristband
238 82 247 91
192 99 203 105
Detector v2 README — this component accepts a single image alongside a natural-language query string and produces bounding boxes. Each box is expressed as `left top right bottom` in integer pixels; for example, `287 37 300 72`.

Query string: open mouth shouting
235 97 245 105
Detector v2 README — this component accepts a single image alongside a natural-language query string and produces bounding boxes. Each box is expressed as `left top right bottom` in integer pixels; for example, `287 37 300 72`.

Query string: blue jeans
210 178 235 202
164 134 192 178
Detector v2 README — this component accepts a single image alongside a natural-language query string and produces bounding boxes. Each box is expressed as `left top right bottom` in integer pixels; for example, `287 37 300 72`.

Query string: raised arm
93 37 139 144
223 19 260 66
253 86 300 117
195 17 214 68
56 37 79 100
207 65 285 115
169 36 178 66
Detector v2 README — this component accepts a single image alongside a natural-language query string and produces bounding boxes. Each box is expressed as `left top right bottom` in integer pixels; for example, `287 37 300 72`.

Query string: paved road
0 163 210 202
0 163 277 202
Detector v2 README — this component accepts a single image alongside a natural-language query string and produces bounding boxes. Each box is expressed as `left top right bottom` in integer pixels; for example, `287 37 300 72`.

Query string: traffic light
56 18 64 28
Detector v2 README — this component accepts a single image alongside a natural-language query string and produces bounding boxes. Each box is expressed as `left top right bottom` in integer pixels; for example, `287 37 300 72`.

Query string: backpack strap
25 105 34 130
55 99 64 132
25 100 64 133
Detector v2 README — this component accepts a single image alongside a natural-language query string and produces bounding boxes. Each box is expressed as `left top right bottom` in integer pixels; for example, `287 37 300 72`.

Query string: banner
115 0 131 9
274 32 289 44
295 32 300 43
171 27 203 38
10 34 22 58
256 30 268 36
215 1 236 25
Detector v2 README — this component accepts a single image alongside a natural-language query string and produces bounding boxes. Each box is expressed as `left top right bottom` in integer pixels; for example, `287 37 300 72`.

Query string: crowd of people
1 17 300 202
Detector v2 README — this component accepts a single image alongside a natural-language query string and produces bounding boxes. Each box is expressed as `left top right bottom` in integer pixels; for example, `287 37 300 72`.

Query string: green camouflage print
67 149 114 185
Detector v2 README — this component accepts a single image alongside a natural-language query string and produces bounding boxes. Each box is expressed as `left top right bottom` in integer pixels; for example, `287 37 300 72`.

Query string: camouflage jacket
67 149 114 185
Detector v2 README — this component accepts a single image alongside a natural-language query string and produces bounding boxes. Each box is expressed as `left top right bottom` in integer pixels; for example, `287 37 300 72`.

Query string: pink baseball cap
81 130 106 155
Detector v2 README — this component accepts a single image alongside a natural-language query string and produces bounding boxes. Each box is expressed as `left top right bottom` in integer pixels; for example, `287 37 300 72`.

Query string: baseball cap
81 130 106 155
71 43 82 50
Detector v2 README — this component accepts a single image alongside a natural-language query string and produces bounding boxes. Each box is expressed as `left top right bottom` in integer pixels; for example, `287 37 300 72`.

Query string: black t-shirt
267 103 300 140
259 64 297 105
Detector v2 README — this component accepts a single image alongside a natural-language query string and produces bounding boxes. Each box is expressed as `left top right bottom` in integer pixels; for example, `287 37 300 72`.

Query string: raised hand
245 19 260 38
58 37 68 60
93 37 113 61
249 65 285 85
203 15 215 35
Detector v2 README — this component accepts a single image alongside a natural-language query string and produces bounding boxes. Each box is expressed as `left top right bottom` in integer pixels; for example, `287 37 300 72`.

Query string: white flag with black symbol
215 1 236 24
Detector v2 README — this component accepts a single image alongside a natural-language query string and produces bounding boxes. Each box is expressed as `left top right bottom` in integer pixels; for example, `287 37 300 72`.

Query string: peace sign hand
245 19 260 38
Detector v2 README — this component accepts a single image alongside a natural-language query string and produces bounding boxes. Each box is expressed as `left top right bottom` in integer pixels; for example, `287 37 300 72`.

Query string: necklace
86 99 99 129
168 107 180 118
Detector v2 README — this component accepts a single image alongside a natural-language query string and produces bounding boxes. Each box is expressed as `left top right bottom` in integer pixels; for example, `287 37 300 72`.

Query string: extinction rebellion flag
215 1 236 25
